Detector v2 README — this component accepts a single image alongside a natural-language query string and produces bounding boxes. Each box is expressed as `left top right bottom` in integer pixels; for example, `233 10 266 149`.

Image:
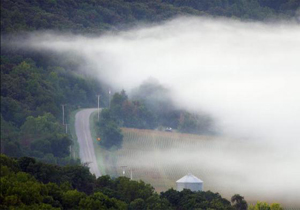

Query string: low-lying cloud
13 17 300 206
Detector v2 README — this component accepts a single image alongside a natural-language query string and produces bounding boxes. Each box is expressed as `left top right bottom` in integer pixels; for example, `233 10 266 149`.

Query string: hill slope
1 0 299 34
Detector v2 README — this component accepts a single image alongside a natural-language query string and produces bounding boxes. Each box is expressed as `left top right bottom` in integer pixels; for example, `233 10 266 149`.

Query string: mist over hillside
2 0 299 34
2 0 300 208
8 16 300 205
14 17 300 144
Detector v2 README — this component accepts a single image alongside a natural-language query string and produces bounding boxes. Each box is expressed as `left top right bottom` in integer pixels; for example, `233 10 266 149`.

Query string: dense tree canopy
98 89 216 142
1 0 299 34
2 0 298 162
97 109 124 149
0 52 106 164
0 1 295 208
110 90 157 129
1 154 269 210
231 194 248 210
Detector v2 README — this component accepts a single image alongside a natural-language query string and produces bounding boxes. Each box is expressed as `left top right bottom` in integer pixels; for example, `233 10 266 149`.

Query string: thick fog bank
14 17 300 205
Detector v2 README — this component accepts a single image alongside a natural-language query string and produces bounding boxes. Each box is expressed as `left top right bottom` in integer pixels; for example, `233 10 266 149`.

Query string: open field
91 124 300 208
93 125 232 192
115 128 218 192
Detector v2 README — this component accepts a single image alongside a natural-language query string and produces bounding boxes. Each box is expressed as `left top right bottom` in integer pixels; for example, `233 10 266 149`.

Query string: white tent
176 173 203 192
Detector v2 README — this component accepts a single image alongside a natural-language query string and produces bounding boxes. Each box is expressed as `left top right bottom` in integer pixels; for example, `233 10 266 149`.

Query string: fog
15 17 300 206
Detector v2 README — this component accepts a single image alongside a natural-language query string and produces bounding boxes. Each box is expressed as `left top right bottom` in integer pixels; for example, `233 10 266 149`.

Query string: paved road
75 108 101 177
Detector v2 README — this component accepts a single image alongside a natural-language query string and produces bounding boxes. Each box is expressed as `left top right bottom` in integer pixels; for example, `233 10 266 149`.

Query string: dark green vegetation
0 1 295 209
109 90 156 130
132 80 216 134
231 194 248 210
248 202 283 210
1 154 248 210
0 51 107 164
96 87 215 149
96 108 124 149
1 0 299 34
1 0 299 160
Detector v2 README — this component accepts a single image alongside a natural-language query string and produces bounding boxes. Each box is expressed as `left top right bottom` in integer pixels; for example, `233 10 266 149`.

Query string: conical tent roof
176 173 203 183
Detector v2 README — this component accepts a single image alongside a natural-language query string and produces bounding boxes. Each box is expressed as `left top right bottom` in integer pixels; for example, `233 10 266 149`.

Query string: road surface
75 108 101 177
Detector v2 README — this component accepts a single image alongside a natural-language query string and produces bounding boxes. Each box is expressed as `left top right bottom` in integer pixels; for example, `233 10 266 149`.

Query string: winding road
75 108 101 177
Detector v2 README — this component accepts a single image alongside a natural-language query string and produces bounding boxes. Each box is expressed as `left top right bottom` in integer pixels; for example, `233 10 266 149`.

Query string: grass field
90 111 108 175
90 114 299 208
92 122 227 192
87 111 231 193
68 109 82 160
115 128 217 192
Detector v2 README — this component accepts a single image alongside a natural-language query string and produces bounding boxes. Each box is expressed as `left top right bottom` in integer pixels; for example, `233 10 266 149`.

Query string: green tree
0 154 20 172
50 135 72 158
79 192 127 210
110 90 128 123
108 90 157 129
178 111 214 134
270 203 283 210
160 188 180 207
21 113 62 140
31 139 52 155
45 183 64 208
62 190 86 210
146 194 171 210
129 198 145 210
115 177 154 203
249 201 271 210
62 165 96 195
162 189 233 210
99 120 123 149
231 194 248 210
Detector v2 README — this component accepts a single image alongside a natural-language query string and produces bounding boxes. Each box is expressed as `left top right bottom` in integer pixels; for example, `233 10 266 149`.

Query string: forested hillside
1 1 297 209
1 0 299 165
1 49 107 163
1 0 299 34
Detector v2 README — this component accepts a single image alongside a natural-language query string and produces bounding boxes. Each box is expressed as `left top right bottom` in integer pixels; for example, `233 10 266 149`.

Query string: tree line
96 86 215 149
1 154 282 210
1 0 299 34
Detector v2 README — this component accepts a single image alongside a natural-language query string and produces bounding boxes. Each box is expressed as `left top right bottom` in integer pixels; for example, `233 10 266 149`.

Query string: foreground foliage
248 201 283 210
0 154 259 210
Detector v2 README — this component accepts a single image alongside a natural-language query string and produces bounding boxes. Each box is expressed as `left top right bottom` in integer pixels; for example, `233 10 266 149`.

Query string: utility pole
108 90 111 108
130 168 135 180
65 123 71 158
61 104 66 125
97 94 100 121
69 143 72 158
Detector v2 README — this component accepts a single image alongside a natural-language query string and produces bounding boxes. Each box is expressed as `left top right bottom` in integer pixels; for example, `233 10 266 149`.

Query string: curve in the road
75 108 101 177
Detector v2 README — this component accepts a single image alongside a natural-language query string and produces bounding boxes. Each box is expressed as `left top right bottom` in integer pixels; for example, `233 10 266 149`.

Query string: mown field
114 128 217 192
91 120 299 208
92 125 229 192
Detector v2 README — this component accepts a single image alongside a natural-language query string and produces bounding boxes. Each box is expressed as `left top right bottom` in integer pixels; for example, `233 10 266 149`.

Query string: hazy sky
16 17 300 206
